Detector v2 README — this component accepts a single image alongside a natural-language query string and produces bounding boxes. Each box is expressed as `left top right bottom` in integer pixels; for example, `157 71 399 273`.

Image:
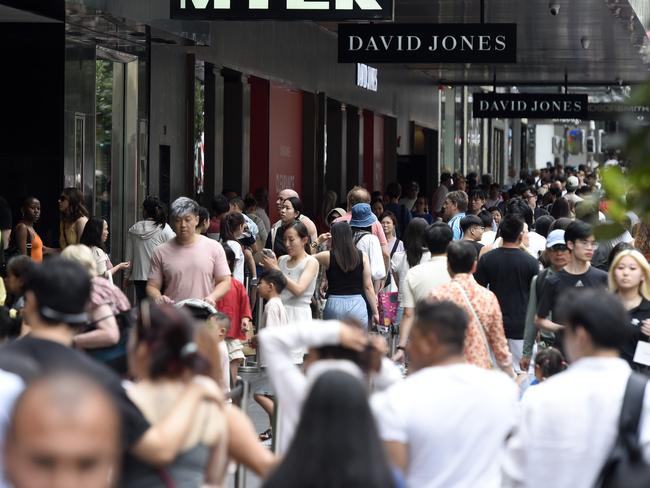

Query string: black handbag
596 372 650 487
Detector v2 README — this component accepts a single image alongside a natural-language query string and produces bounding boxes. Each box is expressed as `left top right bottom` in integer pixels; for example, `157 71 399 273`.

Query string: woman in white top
380 211 405 256
220 212 246 284
262 220 319 362
79 216 129 281
125 196 176 302
390 218 431 306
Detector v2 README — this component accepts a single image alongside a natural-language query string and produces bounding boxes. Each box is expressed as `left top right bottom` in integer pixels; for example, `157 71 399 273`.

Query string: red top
217 277 252 340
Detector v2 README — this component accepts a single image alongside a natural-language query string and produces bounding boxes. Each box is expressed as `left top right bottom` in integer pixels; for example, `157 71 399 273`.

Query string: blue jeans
323 295 368 327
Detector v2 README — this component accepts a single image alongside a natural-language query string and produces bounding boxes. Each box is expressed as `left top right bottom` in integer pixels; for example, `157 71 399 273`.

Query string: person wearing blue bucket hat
350 204 386 297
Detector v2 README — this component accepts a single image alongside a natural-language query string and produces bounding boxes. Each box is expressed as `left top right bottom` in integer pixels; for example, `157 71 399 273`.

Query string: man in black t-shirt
476 214 539 372
1 257 220 482
535 221 608 337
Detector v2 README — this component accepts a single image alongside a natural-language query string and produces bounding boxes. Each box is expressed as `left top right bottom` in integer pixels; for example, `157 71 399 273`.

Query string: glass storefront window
95 59 113 233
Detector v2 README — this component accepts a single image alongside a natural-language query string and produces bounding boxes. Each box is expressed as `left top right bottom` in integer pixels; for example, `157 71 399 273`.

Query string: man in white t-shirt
393 223 452 362
373 301 518 488
147 197 231 306
503 288 650 487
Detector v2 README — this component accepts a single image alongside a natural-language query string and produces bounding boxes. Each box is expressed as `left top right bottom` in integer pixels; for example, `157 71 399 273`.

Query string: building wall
148 45 190 200
193 21 438 155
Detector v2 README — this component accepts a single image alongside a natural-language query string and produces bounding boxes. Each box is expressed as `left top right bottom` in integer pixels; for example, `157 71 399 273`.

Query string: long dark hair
60 187 89 222
263 371 396 488
220 212 245 242
330 221 360 272
135 302 209 380
404 217 428 268
79 217 105 250
142 196 168 228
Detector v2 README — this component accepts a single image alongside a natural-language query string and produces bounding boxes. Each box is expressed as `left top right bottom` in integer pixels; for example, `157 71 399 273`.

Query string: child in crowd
217 246 253 387
254 269 289 441
206 311 233 398
520 347 567 397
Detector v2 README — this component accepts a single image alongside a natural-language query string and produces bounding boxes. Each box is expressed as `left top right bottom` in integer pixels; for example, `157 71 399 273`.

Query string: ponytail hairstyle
403 217 429 268
534 347 567 379
220 212 245 243
142 196 168 228
136 302 209 380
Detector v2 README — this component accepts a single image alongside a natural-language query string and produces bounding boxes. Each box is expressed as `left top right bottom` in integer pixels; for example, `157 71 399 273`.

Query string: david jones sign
338 24 517 63
171 0 394 20
473 93 589 119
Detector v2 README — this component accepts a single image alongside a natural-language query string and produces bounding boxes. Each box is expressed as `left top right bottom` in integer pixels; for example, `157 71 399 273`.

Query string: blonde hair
608 249 650 301
61 244 98 277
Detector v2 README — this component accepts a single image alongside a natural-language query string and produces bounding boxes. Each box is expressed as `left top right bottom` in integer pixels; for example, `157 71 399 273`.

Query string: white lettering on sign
356 63 378 91
180 0 382 9
286 0 329 9
275 174 295 194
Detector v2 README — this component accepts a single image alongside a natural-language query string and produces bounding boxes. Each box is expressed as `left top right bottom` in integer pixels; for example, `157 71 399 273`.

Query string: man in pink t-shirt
147 197 231 306
334 186 389 266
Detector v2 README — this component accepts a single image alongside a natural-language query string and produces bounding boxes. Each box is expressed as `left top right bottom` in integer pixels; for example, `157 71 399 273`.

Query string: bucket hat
350 203 377 228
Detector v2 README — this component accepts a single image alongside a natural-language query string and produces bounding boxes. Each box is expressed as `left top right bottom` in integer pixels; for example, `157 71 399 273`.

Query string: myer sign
473 93 588 119
338 23 516 63
171 0 394 21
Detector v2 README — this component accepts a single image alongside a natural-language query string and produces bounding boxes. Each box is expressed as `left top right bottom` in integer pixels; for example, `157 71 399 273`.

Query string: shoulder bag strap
452 281 498 368
390 238 400 258
26 227 32 258
619 372 648 458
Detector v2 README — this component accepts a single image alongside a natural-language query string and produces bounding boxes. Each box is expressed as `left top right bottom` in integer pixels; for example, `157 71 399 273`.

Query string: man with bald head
4 374 121 488
276 189 318 245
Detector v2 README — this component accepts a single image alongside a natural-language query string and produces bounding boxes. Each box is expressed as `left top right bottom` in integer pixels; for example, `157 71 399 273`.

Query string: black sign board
587 103 650 121
170 0 394 21
473 93 588 119
338 23 516 64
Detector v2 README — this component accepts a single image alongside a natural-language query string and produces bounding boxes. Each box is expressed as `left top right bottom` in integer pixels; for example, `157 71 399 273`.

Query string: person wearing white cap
520 229 570 372
563 175 583 206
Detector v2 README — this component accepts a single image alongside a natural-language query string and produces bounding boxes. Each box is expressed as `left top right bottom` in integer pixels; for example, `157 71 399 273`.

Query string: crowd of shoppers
2 161 650 487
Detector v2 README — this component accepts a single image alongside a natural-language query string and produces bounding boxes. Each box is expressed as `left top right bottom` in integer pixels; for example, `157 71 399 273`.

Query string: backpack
596 372 650 487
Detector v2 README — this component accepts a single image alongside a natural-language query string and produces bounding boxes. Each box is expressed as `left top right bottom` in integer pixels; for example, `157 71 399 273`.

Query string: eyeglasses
550 245 568 252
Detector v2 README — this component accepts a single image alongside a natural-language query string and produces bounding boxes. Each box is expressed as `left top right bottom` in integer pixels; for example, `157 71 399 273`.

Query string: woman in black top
314 222 378 326
609 249 650 370
265 197 304 258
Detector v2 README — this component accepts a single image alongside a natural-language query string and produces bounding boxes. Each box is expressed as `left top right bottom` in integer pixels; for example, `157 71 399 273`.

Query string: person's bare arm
384 441 408 473
392 307 413 362
363 254 379 324
225 405 277 477
205 274 231 307
14 223 28 255
146 279 172 303
73 217 88 242
263 255 319 296
1 229 10 250
313 250 330 267
73 304 119 349
534 315 564 333
131 382 220 466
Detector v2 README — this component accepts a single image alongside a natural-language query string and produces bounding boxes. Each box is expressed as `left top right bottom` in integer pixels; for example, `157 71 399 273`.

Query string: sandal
258 428 273 441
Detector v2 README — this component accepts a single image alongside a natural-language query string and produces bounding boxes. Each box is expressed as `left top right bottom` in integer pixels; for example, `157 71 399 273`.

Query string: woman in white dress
262 220 318 362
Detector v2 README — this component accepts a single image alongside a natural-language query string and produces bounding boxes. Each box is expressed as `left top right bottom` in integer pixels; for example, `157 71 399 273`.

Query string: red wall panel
249 76 270 200
268 83 303 222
